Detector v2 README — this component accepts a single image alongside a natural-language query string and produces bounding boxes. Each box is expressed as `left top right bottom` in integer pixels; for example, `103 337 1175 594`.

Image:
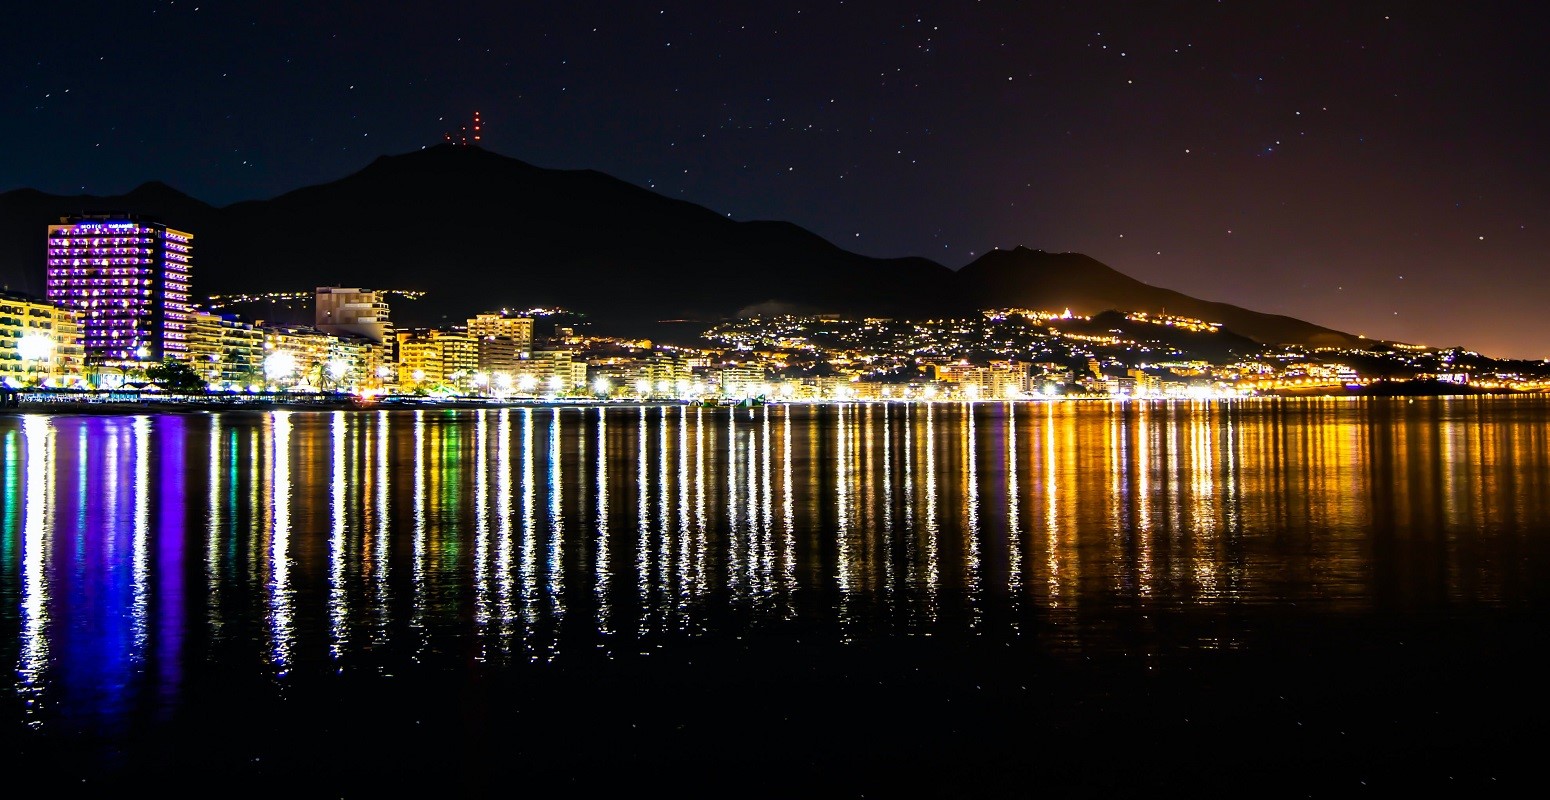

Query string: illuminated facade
259 324 381 390
46 215 193 364
218 316 265 386
468 312 534 355
477 336 522 376
394 328 478 390
186 311 225 382
315 286 393 344
0 290 85 385
395 329 445 388
528 348 587 393
184 311 267 387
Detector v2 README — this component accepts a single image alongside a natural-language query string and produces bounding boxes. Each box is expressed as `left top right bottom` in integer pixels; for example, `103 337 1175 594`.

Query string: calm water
3 399 1548 794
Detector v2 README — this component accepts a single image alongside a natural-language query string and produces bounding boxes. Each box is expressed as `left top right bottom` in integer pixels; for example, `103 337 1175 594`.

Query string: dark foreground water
3 399 1548 796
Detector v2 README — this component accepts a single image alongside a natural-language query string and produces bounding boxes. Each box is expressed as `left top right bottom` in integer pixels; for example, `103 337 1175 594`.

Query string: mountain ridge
0 145 1362 348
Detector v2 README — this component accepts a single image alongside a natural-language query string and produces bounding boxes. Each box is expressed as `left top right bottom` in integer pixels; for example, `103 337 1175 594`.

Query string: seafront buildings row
6 214 1549 400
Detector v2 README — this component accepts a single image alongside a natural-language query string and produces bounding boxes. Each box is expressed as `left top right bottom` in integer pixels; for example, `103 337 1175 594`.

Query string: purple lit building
46 216 193 364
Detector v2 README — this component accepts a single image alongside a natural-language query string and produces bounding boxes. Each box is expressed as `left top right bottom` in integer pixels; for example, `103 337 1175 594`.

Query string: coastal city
3 214 1549 406
7 4 1550 796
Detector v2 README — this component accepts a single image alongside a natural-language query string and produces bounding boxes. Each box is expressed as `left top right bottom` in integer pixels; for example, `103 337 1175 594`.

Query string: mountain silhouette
956 247 1359 348
0 145 1360 347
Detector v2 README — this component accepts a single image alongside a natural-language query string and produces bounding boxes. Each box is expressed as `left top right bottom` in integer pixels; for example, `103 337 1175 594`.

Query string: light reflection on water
4 397 1550 728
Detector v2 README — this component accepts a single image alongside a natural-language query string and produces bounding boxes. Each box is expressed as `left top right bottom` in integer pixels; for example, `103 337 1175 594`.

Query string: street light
326 358 350 387
264 351 298 387
17 334 52 386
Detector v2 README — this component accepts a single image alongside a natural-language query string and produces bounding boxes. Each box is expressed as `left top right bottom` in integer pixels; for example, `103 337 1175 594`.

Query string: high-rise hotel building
46 215 193 363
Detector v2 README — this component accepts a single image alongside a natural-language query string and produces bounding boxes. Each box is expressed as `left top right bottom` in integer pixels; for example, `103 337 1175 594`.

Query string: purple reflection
155 415 186 714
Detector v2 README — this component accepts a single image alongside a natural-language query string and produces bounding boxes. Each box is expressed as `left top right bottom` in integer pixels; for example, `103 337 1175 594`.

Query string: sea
2 398 1547 795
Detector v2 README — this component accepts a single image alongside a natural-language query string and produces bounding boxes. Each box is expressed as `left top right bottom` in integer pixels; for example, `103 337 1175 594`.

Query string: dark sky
4 1 1548 357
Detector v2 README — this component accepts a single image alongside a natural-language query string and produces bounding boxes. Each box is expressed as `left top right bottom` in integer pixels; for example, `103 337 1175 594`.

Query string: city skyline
0 2 1547 358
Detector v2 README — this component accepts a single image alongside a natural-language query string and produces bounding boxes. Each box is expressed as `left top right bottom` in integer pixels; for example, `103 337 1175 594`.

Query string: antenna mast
442 110 484 147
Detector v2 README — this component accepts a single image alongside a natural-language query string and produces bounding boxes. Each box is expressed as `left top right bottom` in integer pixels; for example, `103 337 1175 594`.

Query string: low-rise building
0 290 84 386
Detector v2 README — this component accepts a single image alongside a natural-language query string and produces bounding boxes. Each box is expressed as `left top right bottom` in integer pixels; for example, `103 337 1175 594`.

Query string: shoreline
4 389 1546 416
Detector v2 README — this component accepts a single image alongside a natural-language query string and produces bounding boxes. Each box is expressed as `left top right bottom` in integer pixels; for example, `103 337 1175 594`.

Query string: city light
17 334 52 364
264 351 298 381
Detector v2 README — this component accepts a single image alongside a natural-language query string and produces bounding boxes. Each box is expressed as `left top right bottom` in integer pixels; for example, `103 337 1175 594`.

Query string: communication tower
442 111 484 147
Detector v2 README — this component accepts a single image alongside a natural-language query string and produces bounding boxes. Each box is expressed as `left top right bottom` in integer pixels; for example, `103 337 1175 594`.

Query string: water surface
3 399 1546 794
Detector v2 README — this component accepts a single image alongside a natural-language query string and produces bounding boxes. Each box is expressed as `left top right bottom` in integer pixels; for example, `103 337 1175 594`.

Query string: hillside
0 146 1361 347
957 247 1363 348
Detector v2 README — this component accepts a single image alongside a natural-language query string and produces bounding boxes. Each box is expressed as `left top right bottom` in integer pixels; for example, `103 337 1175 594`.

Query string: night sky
4 1 1547 357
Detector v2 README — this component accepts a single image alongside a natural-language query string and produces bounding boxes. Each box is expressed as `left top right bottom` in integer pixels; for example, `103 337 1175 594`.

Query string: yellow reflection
902 404 916 592
17 416 52 723
696 406 710 602
759 405 775 600
1045 401 1062 608
1136 403 1153 598
547 407 565 632
964 405 980 624
372 410 390 646
329 411 348 659
882 404 896 595
744 413 759 599
781 407 795 612
923 402 940 612
836 403 852 593
1006 403 1022 598
594 406 611 635
520 408 537 640
268 410 293 674
411 410 428 649
207 416 221 613
496 409 515 650
658 406 673 616
635 406 649 635
473 410 491 645
677 406 697 608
